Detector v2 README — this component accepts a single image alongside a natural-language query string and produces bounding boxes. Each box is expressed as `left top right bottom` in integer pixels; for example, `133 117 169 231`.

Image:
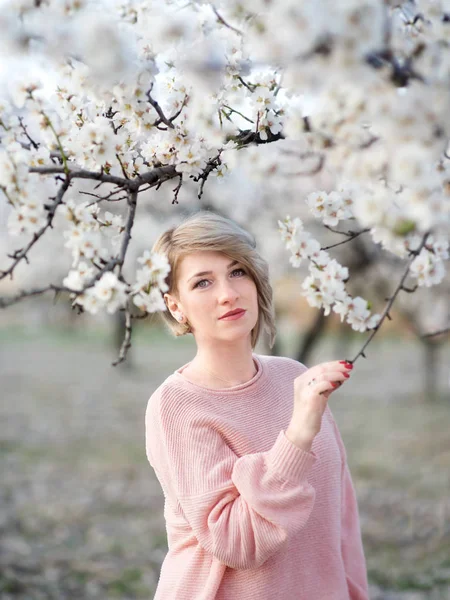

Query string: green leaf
393 219 416 236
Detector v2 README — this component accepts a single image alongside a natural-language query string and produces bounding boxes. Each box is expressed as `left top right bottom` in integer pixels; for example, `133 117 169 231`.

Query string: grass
107 568 147 597
0 320 193 348
369 565 450 593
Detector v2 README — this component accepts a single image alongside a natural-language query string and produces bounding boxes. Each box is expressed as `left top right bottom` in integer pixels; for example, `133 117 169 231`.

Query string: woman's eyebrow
187 260 239 282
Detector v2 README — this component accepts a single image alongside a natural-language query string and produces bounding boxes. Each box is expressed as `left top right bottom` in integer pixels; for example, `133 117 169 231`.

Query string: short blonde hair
151 210 277 349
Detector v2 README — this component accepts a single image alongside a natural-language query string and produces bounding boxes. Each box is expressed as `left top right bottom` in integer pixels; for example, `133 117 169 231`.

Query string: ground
1 322 449 599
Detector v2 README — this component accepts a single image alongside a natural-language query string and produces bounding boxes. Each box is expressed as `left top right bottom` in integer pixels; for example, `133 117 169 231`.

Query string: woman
145 210 369 600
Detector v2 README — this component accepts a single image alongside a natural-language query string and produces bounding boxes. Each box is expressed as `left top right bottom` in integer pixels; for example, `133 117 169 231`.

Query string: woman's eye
193 268 245 289
194 279 208 289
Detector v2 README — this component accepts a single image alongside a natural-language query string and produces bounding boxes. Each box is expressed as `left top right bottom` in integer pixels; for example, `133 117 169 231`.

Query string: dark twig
324 225 362 237
400 284 418 293
212 6 243 35
156 99 187 129
116 154 129 179
112 302 133 366
146 85 175 129
222 104 254 124
321 228 371 250
114 190 138 277
349 231 431 364
172 175 183 204
237 76 256 93
193 152 222 199
18 117 39 150
79 188 127 206
169 97 188 124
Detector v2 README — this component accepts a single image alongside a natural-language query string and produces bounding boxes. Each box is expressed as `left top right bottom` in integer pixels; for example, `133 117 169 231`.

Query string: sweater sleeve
327 408 369 600
146 387 318 571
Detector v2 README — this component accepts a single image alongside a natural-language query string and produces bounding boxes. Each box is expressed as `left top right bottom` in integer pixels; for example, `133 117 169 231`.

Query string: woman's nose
217 279 240 302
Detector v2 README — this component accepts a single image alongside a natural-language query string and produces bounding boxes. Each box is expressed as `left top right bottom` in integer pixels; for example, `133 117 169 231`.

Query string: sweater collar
171 353 265 395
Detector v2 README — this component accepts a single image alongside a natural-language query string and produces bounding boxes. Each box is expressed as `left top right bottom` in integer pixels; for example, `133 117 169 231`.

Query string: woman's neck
184 347 258 389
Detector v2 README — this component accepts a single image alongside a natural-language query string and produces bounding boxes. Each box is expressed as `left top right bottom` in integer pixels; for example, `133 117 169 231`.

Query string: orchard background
0 1 449 598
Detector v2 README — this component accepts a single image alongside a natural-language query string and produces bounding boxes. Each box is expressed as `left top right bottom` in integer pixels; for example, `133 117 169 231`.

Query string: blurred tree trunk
371 280 445 402
423 337 440 402
295 308 327 365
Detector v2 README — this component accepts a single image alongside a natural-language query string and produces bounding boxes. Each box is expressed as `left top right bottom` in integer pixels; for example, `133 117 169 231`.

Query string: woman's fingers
325 369 350 382
313 378 342 398
309 370 350 384
307 362 352 380
306 367 351 396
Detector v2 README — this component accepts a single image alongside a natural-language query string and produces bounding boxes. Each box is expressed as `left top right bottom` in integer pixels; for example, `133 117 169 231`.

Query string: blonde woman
145 210 369 600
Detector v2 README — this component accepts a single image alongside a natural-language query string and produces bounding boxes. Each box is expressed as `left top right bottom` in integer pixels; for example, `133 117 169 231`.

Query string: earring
177 314 183 322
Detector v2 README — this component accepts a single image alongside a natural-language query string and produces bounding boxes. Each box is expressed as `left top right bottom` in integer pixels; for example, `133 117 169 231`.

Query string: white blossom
7 204 46 235
132 287 166 313
62 261 95 291
410 248 446 287
72 271 128 315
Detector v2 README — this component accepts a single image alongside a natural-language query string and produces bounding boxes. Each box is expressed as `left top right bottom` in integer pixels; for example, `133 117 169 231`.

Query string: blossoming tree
0 0 449 364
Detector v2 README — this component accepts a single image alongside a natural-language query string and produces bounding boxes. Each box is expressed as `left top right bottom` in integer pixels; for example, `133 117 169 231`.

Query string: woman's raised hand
285 360 353 451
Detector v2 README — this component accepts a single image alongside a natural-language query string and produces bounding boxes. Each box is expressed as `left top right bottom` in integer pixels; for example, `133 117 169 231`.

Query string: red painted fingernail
331 382 340 388
339 361 353 369
343 372 350 378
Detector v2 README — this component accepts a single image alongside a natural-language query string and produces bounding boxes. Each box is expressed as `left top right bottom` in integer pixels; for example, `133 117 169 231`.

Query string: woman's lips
220 310 246 321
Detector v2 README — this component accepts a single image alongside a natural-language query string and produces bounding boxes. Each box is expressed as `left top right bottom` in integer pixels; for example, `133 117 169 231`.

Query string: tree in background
0 0 448 369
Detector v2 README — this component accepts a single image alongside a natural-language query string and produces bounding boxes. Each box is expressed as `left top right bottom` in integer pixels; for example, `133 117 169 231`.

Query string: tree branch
18 116 39 150
79 188 128 206
321 228 371 251
0 284 66 308
231 128 285 147
114 190 138 277
212 6 243 36
0 257 120 308
29 164 180 192
324 224 363 237
237 76 257 93
30 165 130 187
349 231 431 363
134 165 178 189
193 152 222 199
112 302 133 366
146 85 175 129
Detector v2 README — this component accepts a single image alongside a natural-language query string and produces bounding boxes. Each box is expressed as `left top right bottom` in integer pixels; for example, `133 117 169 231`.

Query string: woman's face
166 250 259 345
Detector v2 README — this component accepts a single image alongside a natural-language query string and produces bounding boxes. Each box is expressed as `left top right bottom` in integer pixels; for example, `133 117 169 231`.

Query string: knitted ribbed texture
145 353 369 600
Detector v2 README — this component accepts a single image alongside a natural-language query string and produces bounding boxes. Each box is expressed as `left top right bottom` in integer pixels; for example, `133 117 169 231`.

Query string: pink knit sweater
145 353 369 600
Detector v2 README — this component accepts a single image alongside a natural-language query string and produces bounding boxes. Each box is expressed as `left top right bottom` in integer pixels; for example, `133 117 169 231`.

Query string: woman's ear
164 293 178 316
